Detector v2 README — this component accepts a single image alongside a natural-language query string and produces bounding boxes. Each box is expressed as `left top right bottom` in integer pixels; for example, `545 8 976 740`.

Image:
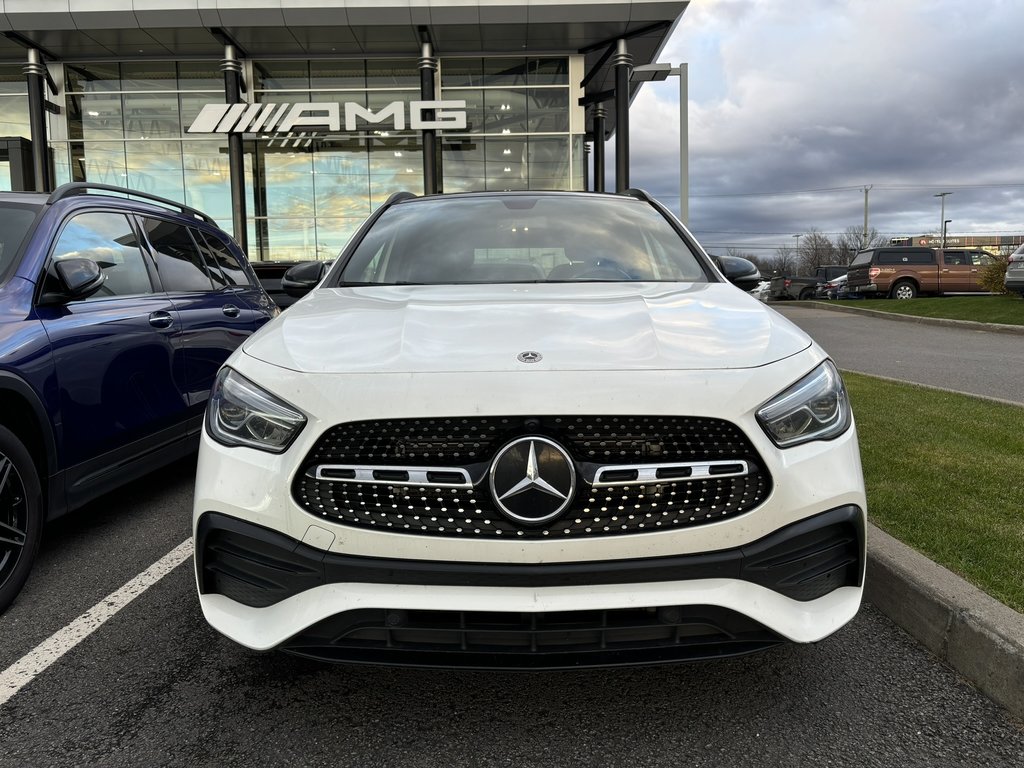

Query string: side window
970 251 993 266
196 230 252 287
143 217 214 291
944 251 966 266
50 211 153 298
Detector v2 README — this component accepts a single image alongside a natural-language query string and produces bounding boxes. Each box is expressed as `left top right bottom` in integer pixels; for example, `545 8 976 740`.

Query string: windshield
0 203 41 280
339 195 708 285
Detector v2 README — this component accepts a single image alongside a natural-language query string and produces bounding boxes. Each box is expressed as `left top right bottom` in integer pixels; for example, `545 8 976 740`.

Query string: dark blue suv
0 183 275 612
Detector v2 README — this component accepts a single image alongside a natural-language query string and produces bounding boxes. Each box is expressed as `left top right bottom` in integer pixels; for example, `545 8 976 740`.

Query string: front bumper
195 505 865 667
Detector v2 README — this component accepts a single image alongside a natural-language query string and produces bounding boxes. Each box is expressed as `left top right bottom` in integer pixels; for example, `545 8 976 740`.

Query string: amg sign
187 100 467 135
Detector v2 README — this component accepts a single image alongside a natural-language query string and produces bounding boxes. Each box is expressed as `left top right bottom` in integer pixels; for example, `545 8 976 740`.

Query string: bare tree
797 228 837 272
765 246 796 275
835 225 886 263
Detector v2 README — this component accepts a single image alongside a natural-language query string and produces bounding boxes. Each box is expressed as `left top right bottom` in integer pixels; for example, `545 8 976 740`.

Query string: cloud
624 0 1024 253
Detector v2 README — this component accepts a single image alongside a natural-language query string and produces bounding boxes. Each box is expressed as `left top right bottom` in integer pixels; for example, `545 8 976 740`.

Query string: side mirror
714 254 763 292
39 258 106 304
281 261 326 299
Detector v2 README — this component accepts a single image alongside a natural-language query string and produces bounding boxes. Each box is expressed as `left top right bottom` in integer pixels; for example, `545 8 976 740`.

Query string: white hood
242 282 811 374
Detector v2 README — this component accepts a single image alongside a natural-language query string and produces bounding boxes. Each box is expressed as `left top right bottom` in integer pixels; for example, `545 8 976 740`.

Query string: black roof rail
381 190 418 206
623 188 655 203
46 182 218 226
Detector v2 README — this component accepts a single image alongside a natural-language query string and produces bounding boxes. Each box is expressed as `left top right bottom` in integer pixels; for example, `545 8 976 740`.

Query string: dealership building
0 0 687 260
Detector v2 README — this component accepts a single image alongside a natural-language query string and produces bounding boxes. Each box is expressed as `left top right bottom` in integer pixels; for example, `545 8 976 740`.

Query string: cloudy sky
622 0 1024 256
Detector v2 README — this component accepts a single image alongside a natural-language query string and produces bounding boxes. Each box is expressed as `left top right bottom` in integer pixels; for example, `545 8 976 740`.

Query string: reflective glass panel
66 62 122 93
310 61 366 89
484 89 527 134
143 217 214 291
123 93 181 139
527 88 570 133
71 141 127 185
0 65 26 95
182 140 232 225
121 62 176 90
69 94 125 140
483 58 528 86
440 58 484 88
528 58 569 85
53 212 153 297
177 62 223 91
366 60 418 89
126 140 184 202
0 96 29 138
255 61 310 90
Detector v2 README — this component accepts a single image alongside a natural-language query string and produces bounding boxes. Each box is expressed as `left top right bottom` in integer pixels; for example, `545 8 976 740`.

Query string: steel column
419 43 438 195
612 39 632 193
592 106 606 193
23 49 52 193
222 45 247 252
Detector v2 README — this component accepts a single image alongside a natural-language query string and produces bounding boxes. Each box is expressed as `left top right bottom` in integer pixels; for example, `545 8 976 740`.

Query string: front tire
890 280 918 300
0 425 43 614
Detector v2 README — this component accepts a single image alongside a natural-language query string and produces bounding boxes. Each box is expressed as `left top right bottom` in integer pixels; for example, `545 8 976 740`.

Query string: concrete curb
866 523 1024 722
777 299 1024 336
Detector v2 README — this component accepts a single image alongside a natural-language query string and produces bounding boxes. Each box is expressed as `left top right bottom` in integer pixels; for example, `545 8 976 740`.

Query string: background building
0 1 687 260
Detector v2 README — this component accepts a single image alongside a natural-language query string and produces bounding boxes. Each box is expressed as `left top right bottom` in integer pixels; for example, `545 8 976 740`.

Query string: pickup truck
846 247 994 299
769 265 848 300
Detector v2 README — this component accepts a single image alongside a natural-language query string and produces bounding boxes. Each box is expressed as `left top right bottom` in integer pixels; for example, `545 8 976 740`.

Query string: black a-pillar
222 45 248 252
23 48 52 193
419 43 438 195
612 39 632 193
592 106 606 193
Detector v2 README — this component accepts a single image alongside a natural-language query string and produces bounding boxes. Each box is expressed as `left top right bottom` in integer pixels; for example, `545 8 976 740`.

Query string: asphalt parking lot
2 306 1023 767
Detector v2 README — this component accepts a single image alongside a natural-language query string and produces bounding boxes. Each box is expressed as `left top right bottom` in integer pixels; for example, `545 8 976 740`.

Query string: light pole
934 192 952 244
943 219 952 248
631 62 688 225
792 234 801 272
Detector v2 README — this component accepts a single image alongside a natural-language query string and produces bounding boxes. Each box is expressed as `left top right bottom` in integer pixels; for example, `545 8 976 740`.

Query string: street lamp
631 62 688 225
943 219 952 248
934 192 952 244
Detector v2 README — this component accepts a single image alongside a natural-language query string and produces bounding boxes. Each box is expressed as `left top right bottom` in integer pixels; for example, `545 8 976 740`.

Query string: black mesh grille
281 605 783 668
294 416 771 538
304 415 756 465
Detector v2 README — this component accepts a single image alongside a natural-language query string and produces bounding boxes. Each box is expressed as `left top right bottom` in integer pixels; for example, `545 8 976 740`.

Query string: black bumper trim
195 505 864 608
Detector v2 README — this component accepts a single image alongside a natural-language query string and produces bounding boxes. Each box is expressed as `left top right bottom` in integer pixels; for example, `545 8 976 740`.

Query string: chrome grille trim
590 460 750 487
310 464 474 490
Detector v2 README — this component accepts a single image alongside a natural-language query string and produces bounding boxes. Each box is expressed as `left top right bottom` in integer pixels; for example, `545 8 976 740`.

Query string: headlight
206 368 306 453
756 361 851 448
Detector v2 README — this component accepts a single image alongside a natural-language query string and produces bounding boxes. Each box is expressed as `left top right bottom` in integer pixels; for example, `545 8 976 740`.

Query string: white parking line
0 538 194 708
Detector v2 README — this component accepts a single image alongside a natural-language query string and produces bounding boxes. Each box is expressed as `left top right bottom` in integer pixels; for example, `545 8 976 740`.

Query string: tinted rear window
0 203 41 279
339 196 707 285
877 250 934 265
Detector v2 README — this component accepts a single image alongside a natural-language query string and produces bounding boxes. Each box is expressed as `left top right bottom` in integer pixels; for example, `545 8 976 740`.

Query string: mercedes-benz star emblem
517 351 543 364
489 436 576 525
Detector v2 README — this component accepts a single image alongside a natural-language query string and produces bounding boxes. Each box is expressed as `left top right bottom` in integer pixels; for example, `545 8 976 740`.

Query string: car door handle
222 304 241 318
148 311 174 329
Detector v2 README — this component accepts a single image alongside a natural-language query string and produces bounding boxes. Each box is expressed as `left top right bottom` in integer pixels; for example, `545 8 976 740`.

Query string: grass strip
830 294 1024 325
844 372 1024 613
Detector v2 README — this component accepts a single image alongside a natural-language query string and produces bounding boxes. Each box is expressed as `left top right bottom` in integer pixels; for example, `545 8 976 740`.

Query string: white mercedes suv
194 190 866 668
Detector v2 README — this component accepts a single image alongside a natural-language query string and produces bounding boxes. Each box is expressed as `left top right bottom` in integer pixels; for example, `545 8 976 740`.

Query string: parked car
750 279 771 302
250 260 333 309
846 246 995 299
194 189 866 668
769 265 847 301
0 182 276 613
1006 243 1024 298
815 273 849 300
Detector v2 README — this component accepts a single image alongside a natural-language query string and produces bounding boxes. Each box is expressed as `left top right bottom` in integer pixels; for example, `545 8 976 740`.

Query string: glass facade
22 56 582 261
